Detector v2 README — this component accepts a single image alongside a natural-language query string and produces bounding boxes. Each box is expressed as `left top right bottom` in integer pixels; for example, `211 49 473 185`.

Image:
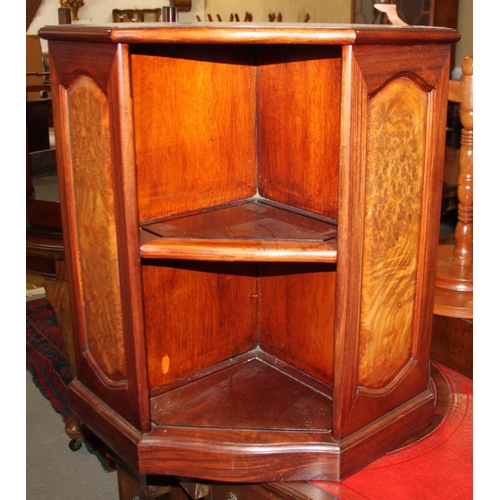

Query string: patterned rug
26 297 116 472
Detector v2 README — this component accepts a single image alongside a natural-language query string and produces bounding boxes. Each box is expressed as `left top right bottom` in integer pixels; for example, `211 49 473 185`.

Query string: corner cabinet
39 23 459 483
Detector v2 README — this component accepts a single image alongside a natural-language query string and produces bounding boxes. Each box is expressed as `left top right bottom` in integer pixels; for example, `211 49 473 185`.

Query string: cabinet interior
131 44 341 431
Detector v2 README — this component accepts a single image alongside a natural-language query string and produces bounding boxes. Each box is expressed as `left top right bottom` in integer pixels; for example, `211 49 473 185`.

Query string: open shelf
140 198 338 262
150 350 332 432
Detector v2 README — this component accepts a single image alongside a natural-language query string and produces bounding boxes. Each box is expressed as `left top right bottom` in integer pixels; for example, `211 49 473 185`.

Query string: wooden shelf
150 350 332 432
140 199 338 262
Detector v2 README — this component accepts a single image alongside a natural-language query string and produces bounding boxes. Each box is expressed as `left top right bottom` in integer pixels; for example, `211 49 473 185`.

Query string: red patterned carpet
27 298 472 497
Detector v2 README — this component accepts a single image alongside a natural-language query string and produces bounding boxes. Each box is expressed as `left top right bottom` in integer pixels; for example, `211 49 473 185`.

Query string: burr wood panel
67 75 126 382
358 77 427 389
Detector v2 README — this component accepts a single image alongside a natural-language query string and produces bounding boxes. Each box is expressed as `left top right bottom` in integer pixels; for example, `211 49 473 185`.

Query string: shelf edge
140 237 337 262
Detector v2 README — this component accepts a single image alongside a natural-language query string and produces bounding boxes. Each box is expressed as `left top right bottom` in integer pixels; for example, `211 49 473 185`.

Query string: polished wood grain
150 355 332 431
67 74 127 381
140 200 338 262
40 24 460 46
358 77 426 390
257 46 341 219
41 24 459 487
49 40 151 430
332 43 450 439
259 263 336 385
131 46 256 222
142 260 257 389
141 237 337 263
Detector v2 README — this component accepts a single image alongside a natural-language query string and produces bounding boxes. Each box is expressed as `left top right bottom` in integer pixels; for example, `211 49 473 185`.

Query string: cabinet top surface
39 22 460 45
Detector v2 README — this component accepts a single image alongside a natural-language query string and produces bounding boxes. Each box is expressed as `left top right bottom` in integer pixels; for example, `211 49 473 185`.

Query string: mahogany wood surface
257 46 341 218
40 23 459 487
131 46 256 222
49 39 152 431
150 354 332 431
142 260 257 389
39 23 460 45
259 263 336 384
141 200 338 262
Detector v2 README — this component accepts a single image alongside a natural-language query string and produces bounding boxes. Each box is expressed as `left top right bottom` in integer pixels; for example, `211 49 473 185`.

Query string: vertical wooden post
452 55 473 266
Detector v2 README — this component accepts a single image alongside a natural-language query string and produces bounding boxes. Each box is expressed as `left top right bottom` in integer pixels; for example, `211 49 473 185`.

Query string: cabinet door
49 41 149 431
334 44 451 438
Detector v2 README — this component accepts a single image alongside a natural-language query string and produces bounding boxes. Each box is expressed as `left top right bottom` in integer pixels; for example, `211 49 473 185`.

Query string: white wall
28 0 472 77
205 0 351 23
454 0 473 77
28 0 351 52
28 0 206 51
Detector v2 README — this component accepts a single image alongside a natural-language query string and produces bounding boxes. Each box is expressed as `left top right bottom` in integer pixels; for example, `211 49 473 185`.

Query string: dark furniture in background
431 55 473 379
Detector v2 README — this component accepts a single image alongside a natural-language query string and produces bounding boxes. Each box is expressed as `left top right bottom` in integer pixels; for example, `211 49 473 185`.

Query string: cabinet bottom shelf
69 361 435 482
69 350 436 482
150 351 332 433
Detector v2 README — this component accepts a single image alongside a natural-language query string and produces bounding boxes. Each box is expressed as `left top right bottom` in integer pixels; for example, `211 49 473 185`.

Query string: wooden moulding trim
69 380 143 469
137 388 433 481
69 375 434 482
39 25 460 46
137 436 341 481
433 287 473 319
339 386 435 449
140 236 337 262
336 388 435 478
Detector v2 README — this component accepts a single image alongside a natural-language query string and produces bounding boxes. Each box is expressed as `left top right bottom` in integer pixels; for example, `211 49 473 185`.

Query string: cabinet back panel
142 261 258 389
258 264 336 385
132 50 256 222
257 48 341 219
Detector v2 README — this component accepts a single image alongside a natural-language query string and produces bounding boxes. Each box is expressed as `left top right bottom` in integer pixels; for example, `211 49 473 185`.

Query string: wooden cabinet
40 23 459 485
